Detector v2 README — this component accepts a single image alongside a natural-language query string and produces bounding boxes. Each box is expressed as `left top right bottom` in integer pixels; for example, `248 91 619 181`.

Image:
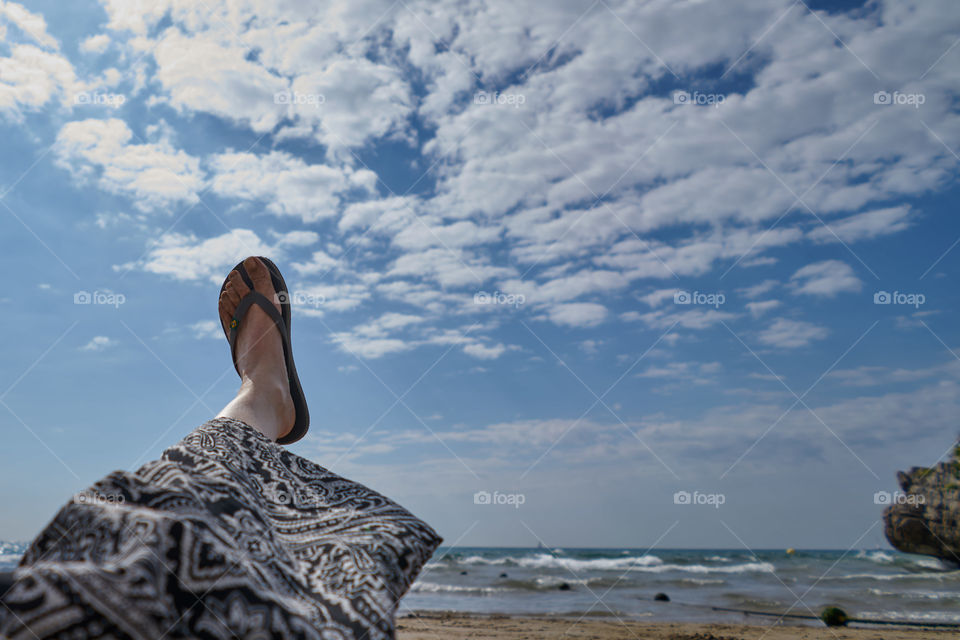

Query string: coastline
397 611 958 639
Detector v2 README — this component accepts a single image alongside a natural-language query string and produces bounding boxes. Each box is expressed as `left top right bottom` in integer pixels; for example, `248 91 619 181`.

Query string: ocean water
401 547 960 626
3 543 958 625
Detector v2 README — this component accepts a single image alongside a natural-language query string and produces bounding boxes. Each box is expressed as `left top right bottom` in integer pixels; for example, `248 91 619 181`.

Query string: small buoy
499 572 508 578
557 582 571 591
459 570 468 575
786 548 795 555
654 592 670 602
820 606 848 627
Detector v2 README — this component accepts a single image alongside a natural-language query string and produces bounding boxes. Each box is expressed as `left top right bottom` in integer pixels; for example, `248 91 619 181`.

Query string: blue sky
1 0 959 551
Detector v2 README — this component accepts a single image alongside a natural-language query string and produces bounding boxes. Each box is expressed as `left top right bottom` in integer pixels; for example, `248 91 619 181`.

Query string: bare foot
218 257 295 440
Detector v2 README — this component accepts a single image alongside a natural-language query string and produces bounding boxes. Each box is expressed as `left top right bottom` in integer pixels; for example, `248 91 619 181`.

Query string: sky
1 0 959 551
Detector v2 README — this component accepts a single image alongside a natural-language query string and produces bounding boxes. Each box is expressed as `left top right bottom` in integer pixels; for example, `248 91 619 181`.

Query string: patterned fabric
0 418 442 640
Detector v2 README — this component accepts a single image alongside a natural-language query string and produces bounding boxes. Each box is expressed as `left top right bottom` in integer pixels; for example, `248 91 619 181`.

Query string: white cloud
790 260 862 297
738 279 779 299
462 342 507 360
125 228 272 282
55 119 204 210
639 288 680 308
79 34 110 54
188 320 222 340
0 1 59 49
80 335 114 351
810 205 914 243
272 230 320 247
292 250 339 275
746 300 781 318
208 150 377 222
547 302 608 328
758 318 828 349
637 361 722 384
626 308 737 330
152 28 288 133
0 45 78 119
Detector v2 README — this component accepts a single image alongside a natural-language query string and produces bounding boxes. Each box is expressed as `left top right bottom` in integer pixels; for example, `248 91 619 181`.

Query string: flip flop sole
219 257 310 444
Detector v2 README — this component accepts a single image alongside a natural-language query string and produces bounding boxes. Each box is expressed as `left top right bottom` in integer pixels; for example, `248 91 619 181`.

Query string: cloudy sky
1 0 959 550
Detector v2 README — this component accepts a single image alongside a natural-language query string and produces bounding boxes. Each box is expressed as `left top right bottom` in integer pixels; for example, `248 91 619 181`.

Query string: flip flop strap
228 291 292 380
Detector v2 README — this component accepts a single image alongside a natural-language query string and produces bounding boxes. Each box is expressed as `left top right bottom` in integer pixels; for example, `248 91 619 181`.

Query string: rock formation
882 444 960 565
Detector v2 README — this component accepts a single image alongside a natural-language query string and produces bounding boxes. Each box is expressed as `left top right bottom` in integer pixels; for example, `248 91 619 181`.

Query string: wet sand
397 611 956 639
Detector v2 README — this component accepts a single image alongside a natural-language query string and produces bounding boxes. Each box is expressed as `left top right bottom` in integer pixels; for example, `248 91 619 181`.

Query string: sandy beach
397 612 957 639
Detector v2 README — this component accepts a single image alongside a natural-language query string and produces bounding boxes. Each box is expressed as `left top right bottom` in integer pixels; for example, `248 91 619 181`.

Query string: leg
216 257 295 442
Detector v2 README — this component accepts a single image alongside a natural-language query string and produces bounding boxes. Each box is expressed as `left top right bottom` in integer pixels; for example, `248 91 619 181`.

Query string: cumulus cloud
0 44 79 119
55 118 204 210
208 150 377 222
79 34 110 54
123 229 273 282
41 0 960 348
758 318 828 349
810 205 914 243
548 302 608 328
80 335 114 351
790 260 862 297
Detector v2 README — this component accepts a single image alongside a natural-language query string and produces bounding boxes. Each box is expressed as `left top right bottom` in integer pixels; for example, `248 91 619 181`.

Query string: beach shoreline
397 611 958 639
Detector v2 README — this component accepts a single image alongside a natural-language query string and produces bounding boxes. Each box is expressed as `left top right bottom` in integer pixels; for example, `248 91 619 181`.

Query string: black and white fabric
0 417 441 640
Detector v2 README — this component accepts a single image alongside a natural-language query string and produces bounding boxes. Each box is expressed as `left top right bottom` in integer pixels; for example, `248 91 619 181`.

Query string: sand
397 611 957 639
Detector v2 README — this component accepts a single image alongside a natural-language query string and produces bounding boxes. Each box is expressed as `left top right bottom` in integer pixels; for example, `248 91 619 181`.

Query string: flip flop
219 257 309 445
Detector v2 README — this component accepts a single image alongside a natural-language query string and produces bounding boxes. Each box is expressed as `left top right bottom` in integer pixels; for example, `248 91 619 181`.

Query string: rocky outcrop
883 449 960 564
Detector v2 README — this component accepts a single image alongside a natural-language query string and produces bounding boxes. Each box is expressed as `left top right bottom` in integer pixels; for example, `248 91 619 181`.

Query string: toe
244 257 281 310
224 281 242 307
227 268 250 299
218 290 234 334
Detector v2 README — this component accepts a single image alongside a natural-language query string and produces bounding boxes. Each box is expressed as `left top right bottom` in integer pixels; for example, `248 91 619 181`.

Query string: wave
823 570 960 582
868 588 960 601
447 553 775 575
411 582 509 595
856 550 894 564
0 553 22 567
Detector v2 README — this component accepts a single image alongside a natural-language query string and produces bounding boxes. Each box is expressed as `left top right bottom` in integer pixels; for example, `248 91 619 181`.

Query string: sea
3 543 959 626
401 547 960 626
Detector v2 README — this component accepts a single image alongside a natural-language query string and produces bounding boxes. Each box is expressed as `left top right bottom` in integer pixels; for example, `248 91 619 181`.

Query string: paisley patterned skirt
0 418 442 639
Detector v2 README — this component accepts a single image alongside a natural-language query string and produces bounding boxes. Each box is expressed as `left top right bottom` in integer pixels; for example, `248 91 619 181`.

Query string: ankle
239 377 294 440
